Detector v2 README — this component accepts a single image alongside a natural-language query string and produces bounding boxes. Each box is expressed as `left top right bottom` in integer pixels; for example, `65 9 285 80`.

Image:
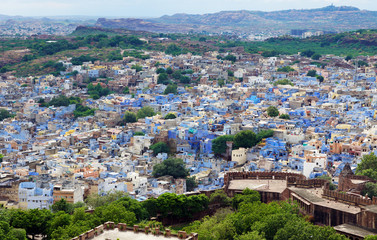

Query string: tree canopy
164 113 177 119
150 142 170 156
233 130 258 149
137 106 156 119
356 153 377 180
267 106 279 117
152 158 189 179
212 135 234 155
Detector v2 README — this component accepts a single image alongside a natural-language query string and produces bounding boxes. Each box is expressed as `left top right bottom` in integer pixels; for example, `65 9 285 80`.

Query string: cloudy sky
1 0 375 17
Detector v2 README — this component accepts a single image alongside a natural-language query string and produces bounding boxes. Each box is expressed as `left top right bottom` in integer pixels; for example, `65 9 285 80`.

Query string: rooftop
228 179 287 193
92 229 172 240
334 223 377 238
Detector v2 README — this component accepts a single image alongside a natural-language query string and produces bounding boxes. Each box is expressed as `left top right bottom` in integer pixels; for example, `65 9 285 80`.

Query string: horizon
0 1 376 18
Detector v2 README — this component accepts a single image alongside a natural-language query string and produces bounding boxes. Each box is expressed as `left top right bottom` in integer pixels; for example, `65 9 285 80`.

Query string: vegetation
134 131 145 136
186 176 198 192
73 105 95 118
122 111 137 123
164 84 178 95
212 130 274 155
152 158 189 179
212 135 235 155
356 153 377 180
137 106 156 119
277 66 295 72
273 79 293 86
150 142 170 156
0 109 13 121
279 114 290 120
164 113 177 119
183 188 346 240
87 83 111 100
267 106 279 117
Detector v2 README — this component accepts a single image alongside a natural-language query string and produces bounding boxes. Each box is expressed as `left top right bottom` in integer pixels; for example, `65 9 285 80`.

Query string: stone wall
70 222 198 240
322 189 377 206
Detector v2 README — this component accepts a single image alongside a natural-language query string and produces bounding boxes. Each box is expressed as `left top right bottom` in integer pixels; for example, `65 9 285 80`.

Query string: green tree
236 231 265 240
134 131 145 136
317 75 324 83
256 129 274 142
212 135 234 155
356 153 377 180
123 111 137 123
156 68 166 74
267 106 279 117
274 79 293 86
164 84 178 95
123 86 130 94
311 53 322 60
209 189 232 207
232 188 260 209
225 55 237 63
301 50 315 58
279 114 290 120
307 70 317 77
51 199 74 214
0 109 12 121
137 106 156 119
218 79 225 87
172 70 182 80
157 73 169 85
150 142 170 156
233 130 258 149
345 55 353 61
166 67 173 74
164 113 177 119
85 191 128 209
131 65 143 72
277 66 295 72
186 176 198 192
152 158 189 179
362 182 377 199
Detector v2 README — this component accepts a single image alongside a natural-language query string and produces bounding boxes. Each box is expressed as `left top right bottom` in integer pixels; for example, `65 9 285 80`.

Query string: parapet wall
224 171 306 191
70 221 198 240
322 189 377 206
288 179 328 189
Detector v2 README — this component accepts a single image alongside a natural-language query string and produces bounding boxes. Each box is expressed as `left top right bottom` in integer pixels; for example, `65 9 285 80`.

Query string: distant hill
94 5 377 34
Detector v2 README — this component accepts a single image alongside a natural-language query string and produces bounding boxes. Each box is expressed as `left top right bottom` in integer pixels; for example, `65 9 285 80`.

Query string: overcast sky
1 0 376 17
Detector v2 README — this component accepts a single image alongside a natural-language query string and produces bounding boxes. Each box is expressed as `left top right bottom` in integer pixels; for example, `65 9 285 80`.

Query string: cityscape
1 2 377 240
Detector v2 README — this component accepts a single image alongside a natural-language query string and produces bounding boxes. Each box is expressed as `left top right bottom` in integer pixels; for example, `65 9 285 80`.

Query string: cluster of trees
356 153 377 198
143 193 208 220
267 106 279 117
38 95 95 118
212 130 274 155
87 83 111 100
306 70 324 83
71 55 98 65
165 44 188 56
276 66 295 72
0 109 13 121
157 67 193 85
39 95 81 108
216 54 237 63
42 61 66 76
273 79 294 86
123 50 150 60
164 113 177 119
183 189 347 240
121 106 156 124
152 157 198 191
300 49 322 60
0 187 355 240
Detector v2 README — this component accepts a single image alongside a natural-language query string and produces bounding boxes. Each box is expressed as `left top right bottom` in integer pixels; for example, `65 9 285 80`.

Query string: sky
1 0 376 17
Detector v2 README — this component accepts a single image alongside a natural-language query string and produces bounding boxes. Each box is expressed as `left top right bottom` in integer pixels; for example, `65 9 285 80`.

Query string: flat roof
228 179 287 193
334 224 377 237
289 187 361 214
92 229 175 240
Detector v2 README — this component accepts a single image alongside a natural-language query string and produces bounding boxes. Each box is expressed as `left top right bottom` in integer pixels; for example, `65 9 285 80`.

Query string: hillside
95 5 377 34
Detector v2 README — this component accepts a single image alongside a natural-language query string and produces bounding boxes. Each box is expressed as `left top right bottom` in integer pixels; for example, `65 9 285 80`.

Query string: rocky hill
95 5 377 34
